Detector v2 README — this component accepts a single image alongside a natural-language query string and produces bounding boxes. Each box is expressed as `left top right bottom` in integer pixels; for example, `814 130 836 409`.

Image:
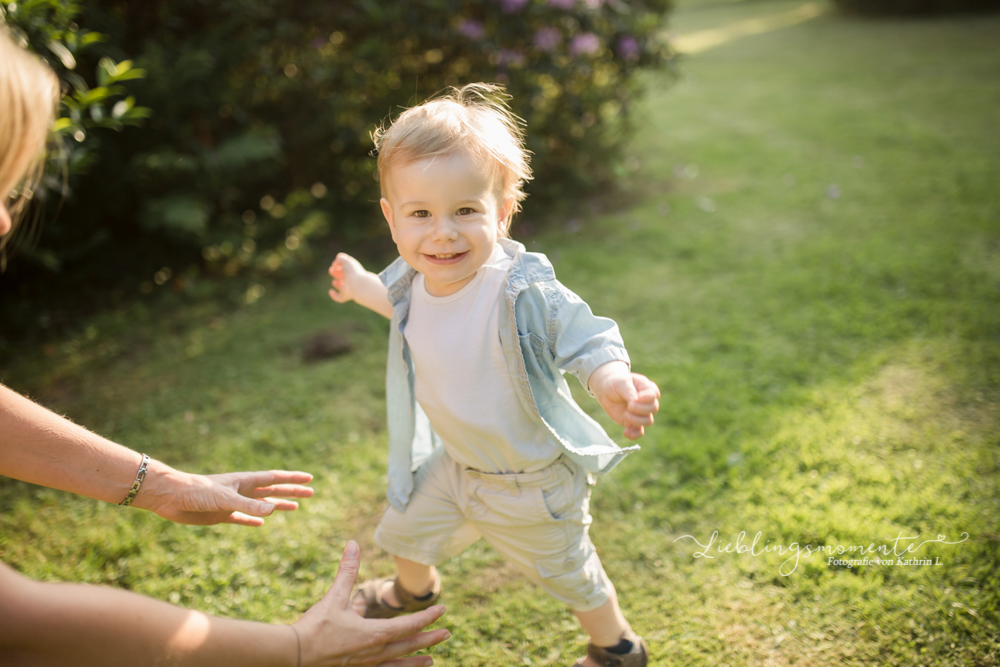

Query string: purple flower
569 32 600 56
616 35 640 61
457 19 486 40
533 27 562 51
498 0 530 13
547 0 576 8
499 48 527 67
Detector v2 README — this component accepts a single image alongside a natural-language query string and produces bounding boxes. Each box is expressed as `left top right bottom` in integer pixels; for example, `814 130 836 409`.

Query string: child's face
381 152 511 297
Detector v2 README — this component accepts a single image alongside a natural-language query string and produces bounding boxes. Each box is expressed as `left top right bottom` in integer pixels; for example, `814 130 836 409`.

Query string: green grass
2 1 999 665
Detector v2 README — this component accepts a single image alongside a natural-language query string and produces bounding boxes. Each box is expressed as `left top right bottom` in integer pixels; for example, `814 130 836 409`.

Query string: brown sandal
352 576 442 619
572 631 649 667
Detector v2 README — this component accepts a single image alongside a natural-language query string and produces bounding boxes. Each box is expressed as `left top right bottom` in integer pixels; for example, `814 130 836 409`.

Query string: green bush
0 0 149 260
832 0 1000 15
1 0 674 342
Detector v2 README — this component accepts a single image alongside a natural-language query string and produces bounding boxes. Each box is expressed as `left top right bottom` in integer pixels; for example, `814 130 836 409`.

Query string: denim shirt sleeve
510 268 639 475
517 278 630 397
544 279 631 396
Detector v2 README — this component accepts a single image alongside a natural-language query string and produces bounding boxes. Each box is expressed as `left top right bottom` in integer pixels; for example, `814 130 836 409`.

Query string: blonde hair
373 83 532 236
0 27 59 249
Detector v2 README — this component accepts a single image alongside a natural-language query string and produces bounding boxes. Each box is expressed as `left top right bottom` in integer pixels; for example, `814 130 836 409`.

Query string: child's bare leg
351 557 438 614
393 557 437 600
573 582 641 666
572 583 629 647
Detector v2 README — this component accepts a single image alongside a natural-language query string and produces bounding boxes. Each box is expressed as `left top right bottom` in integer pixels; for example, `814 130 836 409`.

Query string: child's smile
380 151 511 297
425 252 467 262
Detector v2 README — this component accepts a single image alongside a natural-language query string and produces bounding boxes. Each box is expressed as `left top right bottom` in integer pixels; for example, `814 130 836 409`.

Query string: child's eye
457 207 477 216
411 210 430 218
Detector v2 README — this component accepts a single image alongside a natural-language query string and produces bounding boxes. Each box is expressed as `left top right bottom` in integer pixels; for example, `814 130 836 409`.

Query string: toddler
328 83 660 667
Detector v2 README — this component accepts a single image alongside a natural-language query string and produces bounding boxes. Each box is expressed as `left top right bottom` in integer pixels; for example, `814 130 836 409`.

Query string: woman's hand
295 541 450 666
136 466 315 526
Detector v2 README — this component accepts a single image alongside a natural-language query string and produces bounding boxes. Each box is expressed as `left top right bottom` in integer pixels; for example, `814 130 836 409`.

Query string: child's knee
534 541 611 611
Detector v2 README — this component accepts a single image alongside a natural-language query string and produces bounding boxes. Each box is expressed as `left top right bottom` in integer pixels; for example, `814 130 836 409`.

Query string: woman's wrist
127 458 185 515
118 453 150 506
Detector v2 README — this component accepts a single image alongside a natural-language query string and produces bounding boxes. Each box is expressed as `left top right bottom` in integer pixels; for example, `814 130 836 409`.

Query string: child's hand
328 252 366 304
589 362 660 440
327 252 394 319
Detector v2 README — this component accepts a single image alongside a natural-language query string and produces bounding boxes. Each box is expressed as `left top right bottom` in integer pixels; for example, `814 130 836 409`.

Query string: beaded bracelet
119 454 150 506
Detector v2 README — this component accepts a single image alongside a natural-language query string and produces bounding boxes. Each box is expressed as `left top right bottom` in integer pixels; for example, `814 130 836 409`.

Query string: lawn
2 1 999 665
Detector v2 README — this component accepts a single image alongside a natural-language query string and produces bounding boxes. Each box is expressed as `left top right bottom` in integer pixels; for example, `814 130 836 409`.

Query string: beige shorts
374 447 612 611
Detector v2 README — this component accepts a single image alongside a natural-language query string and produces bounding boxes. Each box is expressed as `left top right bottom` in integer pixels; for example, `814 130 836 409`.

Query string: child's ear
380 198 397 241
497 197 515 234
497 197 514 229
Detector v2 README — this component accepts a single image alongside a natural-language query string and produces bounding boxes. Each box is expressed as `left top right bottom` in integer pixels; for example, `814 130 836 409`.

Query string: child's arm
328 252 394 319
587 361 660 440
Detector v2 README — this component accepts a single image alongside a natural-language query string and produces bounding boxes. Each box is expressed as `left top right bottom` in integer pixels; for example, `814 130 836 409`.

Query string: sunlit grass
672 1 829 54
2 1 999 665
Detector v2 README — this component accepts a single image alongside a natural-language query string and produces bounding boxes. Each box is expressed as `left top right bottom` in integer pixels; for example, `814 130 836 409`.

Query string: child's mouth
424 252 468 264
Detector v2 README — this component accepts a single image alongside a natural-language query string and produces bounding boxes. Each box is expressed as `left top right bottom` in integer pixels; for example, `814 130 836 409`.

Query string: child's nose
431 216 459 241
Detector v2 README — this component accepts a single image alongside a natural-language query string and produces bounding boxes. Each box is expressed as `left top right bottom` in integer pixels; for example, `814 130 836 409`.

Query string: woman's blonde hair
0 27 60 254
373 83 533 237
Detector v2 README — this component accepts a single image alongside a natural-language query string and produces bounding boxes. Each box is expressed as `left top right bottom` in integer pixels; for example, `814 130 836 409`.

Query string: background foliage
0 1 149 268
831 0 1000 15
0 0 674 344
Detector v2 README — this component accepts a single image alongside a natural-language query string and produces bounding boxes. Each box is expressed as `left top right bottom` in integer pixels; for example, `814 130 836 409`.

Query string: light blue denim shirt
379 237 639 512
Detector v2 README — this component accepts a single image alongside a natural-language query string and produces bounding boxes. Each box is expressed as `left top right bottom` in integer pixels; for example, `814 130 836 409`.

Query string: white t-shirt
404 244 562 473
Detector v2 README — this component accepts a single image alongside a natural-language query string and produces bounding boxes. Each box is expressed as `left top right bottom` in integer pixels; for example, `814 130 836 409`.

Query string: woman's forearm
0 562 294 667
0 543 449 667
0 382 143 504
0 383 315 525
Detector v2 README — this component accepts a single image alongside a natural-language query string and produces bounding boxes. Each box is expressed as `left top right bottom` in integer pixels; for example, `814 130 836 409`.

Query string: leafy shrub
1 0 674 342
832 0 1000 15
0 1 149 260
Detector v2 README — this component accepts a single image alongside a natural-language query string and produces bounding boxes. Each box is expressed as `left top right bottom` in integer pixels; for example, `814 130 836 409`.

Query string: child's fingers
623 389 657 439
628 397 660 416
623 414 654 437
625 410 655 426
630 374 660 398
622 424 645 439
635 388 660 406
629 375 660 416
612 377 640 404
